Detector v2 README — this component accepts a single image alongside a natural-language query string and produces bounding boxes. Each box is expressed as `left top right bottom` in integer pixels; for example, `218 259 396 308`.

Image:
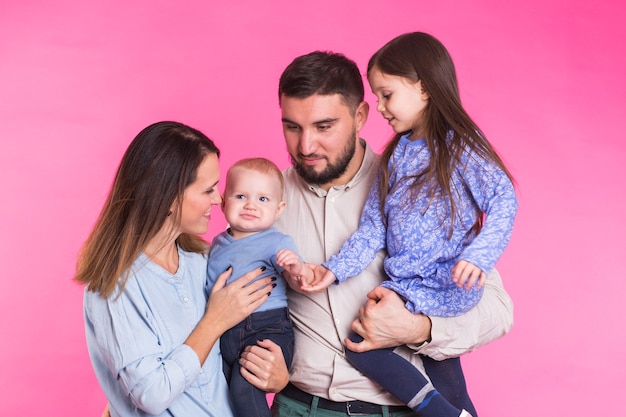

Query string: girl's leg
422 355 477 417
345 333 463 417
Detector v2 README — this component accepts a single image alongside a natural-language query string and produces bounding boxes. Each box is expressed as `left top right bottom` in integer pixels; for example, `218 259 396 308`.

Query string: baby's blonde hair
227 157 284 195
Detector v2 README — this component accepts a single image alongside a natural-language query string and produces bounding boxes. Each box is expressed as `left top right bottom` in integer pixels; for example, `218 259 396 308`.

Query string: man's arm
347 268 513 360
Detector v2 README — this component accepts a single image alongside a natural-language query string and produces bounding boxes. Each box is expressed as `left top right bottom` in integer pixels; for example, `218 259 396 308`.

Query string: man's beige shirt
275 141 513 405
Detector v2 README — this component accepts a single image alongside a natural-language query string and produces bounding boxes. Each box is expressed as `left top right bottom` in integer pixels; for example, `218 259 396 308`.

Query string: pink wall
1 1 624 415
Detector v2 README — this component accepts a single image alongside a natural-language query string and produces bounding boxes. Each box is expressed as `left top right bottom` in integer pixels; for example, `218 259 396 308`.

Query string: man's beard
291 133 357 186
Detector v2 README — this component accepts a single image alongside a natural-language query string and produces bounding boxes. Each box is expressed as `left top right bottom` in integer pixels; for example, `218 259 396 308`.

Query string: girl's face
178 153 222 236
368 67 429 139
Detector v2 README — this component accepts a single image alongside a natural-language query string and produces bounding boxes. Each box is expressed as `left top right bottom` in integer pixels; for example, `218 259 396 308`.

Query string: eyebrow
281 117 338 125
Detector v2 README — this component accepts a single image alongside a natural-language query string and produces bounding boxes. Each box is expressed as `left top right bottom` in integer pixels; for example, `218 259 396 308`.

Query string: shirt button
330 197 335 203
183 297 189 303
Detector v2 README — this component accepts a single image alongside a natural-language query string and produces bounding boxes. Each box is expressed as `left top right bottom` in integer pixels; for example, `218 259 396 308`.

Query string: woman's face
178 153 222 236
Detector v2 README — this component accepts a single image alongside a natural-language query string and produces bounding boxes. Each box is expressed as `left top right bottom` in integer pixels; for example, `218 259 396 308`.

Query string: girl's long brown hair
74 121 219 298
369 32 514 237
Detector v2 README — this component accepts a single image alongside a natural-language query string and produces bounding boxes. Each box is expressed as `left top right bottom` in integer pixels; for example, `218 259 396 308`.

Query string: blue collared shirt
84 248 233 417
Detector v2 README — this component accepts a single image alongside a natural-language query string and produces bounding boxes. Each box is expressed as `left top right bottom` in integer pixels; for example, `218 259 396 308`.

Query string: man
269 51 514 416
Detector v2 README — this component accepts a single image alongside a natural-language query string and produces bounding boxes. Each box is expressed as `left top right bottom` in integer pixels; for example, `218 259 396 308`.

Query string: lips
299 155 325 166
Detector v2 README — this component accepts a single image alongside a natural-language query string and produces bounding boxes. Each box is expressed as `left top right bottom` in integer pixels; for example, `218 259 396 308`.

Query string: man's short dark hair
278 51 365 112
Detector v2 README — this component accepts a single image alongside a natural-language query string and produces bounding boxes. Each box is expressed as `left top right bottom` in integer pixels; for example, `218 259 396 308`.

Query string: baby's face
222 168 284 239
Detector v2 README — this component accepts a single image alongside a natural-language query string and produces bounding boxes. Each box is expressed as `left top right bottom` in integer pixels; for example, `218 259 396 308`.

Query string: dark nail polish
272 283 277 288
259 266 266 272
267 292 272 296
271 276 277 281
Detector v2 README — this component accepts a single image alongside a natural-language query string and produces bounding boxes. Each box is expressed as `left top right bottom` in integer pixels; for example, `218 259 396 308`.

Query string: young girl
300 33 518 417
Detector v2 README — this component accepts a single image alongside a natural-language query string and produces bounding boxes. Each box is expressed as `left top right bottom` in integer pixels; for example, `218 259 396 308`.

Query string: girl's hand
296 264 336 293
452 260 486 290
239 339 289 393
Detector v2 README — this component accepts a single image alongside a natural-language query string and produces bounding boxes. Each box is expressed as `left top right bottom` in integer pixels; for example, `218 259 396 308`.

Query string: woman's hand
185 267 273 364
239 339 289 393
207 266 274 333
346 286 432 352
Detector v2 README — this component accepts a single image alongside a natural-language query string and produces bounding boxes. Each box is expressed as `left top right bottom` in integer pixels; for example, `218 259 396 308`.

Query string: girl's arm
458 153 518 274
323 171 388 281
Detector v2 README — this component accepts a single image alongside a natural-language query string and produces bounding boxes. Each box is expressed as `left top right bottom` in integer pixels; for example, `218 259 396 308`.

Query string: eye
382 93 391 100
205 187 216 195
284 124 300 131
317 124 331 131
235 194 245 200
259 196 269 202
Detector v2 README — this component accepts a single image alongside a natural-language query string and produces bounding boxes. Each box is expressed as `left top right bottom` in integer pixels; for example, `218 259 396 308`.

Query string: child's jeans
220 307 294 417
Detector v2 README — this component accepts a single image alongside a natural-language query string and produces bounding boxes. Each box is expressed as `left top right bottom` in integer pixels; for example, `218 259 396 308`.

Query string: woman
75 121 288 416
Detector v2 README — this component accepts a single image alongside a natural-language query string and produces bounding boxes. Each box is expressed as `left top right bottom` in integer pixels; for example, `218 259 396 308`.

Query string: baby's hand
452 260 486 290
277 249 314 293
276 249 303 275
299 264 337 293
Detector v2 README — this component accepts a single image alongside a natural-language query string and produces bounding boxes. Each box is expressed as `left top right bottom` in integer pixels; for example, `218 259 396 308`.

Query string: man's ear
354 101 370 133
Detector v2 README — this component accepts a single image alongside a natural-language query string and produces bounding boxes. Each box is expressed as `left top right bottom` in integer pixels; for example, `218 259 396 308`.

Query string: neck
145 230 179 274
228 227 262 240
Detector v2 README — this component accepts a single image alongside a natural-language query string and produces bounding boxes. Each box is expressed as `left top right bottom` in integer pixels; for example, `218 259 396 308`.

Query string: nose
376 101 385 113
213 193 223 205
298 129 316 156
244 200 256 210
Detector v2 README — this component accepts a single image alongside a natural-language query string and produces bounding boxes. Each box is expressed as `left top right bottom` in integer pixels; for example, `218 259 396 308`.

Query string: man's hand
346 286 432 352
239 339 289 393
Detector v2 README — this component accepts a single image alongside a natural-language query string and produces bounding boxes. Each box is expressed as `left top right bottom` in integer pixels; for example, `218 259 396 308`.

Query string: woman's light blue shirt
84 247 233 417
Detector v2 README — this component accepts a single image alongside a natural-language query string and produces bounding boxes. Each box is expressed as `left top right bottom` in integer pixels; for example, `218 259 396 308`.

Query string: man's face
280 94 365 187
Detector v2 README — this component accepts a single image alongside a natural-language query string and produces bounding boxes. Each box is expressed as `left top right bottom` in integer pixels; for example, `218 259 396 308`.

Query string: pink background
1 1 624 415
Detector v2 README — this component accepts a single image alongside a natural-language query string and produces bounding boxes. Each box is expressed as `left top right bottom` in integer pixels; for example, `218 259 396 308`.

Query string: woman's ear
416 80 429 100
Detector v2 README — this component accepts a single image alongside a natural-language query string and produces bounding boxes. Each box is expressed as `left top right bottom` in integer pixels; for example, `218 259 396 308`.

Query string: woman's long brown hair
74 121 219 298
